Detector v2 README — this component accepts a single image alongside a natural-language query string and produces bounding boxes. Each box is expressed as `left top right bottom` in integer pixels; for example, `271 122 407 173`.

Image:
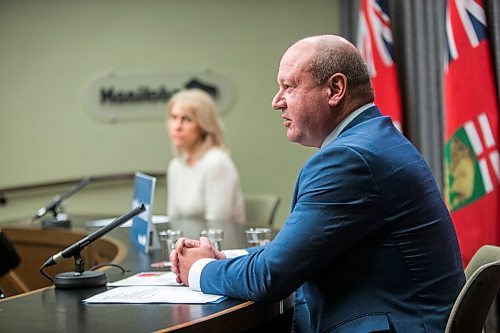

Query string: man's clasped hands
170 237 226 286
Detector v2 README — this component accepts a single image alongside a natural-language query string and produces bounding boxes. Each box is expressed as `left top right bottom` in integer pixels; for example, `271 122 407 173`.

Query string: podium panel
0 227 124 296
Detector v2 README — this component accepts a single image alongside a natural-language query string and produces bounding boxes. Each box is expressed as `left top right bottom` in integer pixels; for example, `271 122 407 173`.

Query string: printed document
83 286 225 304
107 272 181 287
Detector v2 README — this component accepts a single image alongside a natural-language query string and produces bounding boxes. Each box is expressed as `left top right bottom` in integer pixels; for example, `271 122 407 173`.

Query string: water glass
245 228 271 247
200 229 224 251
158 229 183 261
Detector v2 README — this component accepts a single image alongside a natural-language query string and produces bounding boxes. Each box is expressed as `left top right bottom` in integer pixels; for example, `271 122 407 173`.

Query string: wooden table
0 216 293 332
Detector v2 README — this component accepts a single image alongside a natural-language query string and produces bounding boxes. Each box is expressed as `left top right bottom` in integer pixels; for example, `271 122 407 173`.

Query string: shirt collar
320 103 374 148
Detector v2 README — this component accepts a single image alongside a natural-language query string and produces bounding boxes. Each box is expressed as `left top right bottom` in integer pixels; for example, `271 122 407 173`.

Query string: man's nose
271 92 285 110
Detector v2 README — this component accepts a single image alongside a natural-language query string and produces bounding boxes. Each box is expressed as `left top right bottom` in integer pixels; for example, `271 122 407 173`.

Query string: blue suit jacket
199 106 465 332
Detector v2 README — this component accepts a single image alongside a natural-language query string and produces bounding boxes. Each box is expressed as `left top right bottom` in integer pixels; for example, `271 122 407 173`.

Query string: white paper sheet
86 215 170 228
82 286 225 304
107 271 181 287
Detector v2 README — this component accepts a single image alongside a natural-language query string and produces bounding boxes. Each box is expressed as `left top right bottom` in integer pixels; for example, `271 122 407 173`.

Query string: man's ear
327 73 347 107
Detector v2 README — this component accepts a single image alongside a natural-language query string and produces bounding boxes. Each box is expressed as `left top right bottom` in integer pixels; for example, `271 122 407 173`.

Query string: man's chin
287 133 319 148
288 137 307 147
286 133 298 143
287 130 305 144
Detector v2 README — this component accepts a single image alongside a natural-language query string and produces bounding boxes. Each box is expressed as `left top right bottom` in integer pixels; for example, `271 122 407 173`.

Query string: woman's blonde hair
167 88 226 157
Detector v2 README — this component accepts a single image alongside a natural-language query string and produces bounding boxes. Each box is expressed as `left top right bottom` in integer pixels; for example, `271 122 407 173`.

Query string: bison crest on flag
445 112 500 212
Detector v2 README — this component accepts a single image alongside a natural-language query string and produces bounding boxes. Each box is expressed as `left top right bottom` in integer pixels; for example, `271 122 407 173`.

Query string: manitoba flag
357 0 403 131
444 0 500 265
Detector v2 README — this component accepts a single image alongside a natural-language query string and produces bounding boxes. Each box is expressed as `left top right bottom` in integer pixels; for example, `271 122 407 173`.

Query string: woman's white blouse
167 147 245 224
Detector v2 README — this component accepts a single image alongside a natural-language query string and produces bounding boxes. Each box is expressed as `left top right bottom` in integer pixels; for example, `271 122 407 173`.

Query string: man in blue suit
171 35 465 332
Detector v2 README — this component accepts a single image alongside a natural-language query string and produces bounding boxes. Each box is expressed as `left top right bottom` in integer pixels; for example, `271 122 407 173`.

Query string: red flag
357 0 403 131
444 0 500 266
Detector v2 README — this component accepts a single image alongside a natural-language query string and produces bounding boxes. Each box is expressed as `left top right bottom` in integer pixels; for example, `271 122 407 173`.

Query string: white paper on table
107 272 181 287
85 215 170 228
82 286 225 304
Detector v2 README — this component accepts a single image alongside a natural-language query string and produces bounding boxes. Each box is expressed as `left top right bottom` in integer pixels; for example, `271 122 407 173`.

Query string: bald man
171 35 465 333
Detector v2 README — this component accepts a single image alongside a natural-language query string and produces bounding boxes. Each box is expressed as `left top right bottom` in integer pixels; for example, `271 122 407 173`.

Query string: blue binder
130 172 160 253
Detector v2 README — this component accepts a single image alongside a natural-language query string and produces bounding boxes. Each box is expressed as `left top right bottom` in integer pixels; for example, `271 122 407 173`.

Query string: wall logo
83 70 236 122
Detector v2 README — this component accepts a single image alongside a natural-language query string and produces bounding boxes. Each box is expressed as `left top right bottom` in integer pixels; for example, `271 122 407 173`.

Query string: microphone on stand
32 176 91 229
40 204 146 289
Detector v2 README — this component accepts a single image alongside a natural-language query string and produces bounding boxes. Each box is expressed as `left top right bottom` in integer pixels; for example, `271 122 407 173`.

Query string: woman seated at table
166 89 245 224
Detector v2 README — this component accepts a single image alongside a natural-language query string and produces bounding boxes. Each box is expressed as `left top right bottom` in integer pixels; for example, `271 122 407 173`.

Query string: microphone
40 204 146 289
33 176 91 228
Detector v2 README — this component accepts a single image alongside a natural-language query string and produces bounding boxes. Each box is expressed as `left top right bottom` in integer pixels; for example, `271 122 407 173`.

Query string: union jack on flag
357 0 403 131
446 0 488 64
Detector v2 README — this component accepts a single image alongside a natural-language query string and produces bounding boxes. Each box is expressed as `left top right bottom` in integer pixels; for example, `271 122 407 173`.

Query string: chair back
0 230 20 277
244 194 280 227
445 245 500 333
464 245 500 279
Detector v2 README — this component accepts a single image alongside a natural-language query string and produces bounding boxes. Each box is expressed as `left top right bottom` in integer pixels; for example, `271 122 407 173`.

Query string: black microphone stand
33 177 91 229
54 249 108 289
40 204 146 289
40 201 71 229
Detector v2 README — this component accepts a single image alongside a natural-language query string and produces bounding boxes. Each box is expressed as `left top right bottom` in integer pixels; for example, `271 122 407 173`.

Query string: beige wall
0 0 340 226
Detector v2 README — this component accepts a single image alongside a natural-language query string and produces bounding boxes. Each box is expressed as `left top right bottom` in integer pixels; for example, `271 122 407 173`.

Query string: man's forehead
277 44 314 80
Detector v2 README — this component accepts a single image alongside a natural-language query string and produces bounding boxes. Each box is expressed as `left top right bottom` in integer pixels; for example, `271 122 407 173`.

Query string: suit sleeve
199 146 383 301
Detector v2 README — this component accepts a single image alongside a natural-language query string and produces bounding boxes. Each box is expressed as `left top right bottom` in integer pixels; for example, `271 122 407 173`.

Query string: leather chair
0 230 20 277
445 245 500 333
0 229 25 297
244 194 280 228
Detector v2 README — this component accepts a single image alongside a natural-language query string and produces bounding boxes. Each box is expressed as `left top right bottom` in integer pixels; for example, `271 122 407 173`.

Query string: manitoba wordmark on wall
83 70 236 122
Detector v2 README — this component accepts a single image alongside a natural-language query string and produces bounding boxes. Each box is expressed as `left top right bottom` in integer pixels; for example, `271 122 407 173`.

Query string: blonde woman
166 89 245 224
